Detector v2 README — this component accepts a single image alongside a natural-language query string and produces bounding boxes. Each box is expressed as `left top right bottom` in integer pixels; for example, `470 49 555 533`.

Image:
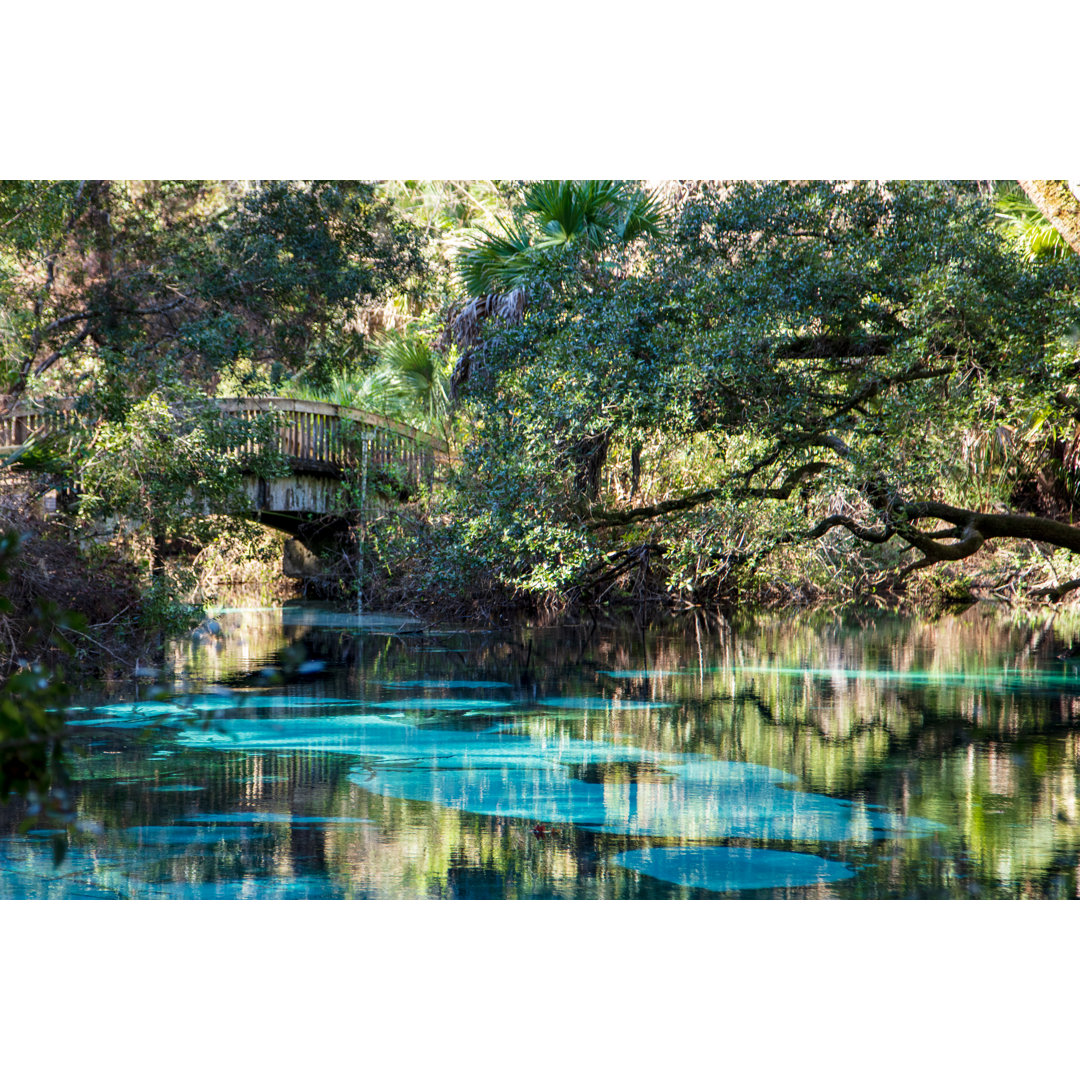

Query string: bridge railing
216 397 454 487
0 401 77 455
2 397 454 488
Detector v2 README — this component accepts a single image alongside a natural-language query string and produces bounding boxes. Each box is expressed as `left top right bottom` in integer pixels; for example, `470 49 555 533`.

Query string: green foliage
440 181 1080 606
76 391 287 537
459 217 537 296
995 184 1078 263
371 329 451 431
140 567 204 636
69 391 290 609
8 177 1080 617
283 327 453 438
211 181 427 385
379 181 514 290
0 180 427 404
283 369 402 416
457 180 668 296
0 531 77 834
522 180 666 247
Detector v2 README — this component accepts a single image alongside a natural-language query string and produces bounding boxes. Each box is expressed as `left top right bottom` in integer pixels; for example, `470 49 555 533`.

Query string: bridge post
356 431 375 617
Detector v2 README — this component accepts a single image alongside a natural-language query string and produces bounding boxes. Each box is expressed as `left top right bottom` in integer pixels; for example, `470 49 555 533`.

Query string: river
3 601 1079 899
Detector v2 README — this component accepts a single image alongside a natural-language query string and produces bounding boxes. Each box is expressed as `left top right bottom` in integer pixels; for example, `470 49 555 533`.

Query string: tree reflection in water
3 602 1080 898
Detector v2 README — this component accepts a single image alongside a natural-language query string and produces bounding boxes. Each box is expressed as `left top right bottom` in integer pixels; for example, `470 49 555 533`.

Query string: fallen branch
1030 577 1080 603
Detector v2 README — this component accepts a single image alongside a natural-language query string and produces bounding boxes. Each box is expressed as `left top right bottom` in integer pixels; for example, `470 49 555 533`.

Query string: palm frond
995 184 1075 262
614 188 669 243
525 180 625 250
457 217 535 295
374 329 452 428
455 181 668 295
282 368 404 418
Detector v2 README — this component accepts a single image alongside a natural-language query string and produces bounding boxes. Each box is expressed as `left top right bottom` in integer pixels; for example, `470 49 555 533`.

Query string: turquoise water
3 603 1080 898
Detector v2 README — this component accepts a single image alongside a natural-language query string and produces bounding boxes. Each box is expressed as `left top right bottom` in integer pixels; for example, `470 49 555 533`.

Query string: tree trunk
151 533 167 579
630 441 642 499
1018 181 1080 257
573 430 611 503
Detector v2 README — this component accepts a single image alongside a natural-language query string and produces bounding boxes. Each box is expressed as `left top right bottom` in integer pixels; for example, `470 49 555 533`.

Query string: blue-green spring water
3 603 1080 898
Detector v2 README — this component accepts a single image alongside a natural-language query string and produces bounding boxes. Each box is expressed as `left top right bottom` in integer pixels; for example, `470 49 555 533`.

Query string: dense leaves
0 180 426 407
439 181 1080 605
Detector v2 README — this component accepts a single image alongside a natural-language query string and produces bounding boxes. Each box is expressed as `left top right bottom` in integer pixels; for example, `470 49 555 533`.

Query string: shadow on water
4 600 1080 898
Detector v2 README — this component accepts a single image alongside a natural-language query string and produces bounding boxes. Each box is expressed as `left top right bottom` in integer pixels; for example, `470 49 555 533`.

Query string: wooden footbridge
1 396 454 538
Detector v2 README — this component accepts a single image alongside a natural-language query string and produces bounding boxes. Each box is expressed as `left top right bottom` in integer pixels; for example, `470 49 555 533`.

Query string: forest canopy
0 180 426 409
430 180 1080 607
4 178 1080 614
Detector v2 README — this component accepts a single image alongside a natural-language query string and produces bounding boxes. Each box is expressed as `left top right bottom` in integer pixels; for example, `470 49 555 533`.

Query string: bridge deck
3 396 454 533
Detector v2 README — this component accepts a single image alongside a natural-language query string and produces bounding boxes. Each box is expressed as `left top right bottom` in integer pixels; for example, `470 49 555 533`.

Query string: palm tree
374 329 451 438
995 183 1077 262
1017 181 1080 258
450 181 669 391
457 180 667 296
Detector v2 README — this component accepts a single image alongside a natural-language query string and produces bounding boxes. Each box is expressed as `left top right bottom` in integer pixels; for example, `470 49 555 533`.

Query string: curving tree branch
802 498 1080 584
1031 577 1080 602
587 461 830 528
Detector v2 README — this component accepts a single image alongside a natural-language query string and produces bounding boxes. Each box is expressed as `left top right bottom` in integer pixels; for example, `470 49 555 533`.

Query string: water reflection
3 602 1080 898
611 846 856 893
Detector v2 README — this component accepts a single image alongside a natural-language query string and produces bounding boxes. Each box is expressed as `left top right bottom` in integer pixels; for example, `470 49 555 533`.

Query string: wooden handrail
1 396 453 464
213 397 451 455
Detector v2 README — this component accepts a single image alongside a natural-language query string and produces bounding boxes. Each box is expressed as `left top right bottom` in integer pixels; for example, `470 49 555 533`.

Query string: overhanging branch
775 334 895 359
587 461 830 528
800 498 1080 583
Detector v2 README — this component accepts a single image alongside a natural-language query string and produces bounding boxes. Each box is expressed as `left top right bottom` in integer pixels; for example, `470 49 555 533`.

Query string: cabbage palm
452 182 668 391
457 218 535 297
283 369 401 417
457 180 668 296
374 329 451 436
995 184 1076 262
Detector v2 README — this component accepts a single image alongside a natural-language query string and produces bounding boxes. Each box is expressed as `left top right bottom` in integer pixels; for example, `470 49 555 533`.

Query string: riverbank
4 476 1077 678
0 484 146 677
